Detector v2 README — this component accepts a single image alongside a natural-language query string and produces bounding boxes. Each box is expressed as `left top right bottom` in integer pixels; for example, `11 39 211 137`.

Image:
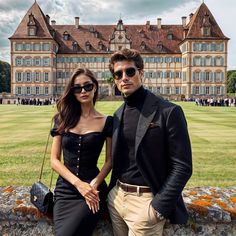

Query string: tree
0 60 11 93
227 70 236 93
106 76 115 96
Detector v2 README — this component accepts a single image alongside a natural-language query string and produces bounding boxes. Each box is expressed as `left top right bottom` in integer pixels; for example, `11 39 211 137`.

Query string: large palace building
9 1 229 99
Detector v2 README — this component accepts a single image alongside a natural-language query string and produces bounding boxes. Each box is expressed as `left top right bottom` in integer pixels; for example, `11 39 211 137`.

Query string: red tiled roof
9 1 53 39
53 24 184 54
185 3 229 40
9 2 229 53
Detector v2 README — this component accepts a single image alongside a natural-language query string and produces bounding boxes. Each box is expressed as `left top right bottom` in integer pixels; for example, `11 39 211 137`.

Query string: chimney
146 20 150 30
75 17 80 28
182 16 187 27
51 20 56 25
157 18 162 29
46 15 50 24
189 13 194 21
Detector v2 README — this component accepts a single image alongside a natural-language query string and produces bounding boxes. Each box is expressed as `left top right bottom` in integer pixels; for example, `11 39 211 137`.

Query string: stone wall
0 186 235 236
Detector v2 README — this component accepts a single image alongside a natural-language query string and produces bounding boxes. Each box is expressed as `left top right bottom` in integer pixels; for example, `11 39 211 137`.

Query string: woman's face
71 74 96 104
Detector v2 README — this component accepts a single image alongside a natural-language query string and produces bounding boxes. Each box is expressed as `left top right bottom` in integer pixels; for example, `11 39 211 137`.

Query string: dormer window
201 12 211 37
85 41 91 51
94 31 99 38
27 13 37 36
63 31 70 40
140 41 146 50
202 27 210 36
167 32 173 40
28 28 36 36
139 29 145 38
157 41 163 51
98 41 103 50
72 42 79 51
89 27 95 33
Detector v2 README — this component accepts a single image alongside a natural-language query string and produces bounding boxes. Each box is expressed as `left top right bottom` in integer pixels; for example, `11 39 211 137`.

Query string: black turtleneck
119 86 148 186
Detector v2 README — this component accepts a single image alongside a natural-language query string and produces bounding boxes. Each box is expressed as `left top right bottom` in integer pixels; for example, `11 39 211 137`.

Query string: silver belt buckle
137 186 140 196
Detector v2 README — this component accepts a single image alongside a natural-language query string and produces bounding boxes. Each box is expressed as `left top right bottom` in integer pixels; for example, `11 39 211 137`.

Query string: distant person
107 49 192 236
50 68 112 236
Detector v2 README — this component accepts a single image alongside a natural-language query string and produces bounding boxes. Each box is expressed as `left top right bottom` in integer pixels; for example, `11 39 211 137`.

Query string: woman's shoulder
103 115 113 137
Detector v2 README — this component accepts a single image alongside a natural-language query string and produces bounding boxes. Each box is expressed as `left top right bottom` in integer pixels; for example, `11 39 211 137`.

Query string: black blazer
109 90 192 224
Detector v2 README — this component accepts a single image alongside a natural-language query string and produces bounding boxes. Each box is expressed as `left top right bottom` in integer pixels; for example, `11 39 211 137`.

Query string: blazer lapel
135 92 158 157
112 103 125 160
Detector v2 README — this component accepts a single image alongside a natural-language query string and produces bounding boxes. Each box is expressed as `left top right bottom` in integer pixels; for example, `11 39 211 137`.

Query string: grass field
0 102 235 187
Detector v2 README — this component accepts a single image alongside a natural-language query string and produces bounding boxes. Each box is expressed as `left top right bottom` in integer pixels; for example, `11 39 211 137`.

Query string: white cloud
0 46 10 63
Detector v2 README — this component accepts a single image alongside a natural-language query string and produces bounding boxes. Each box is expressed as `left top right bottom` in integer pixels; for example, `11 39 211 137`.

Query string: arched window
63 31 70 40
140 41 146 50
98 41 103 50
85 41 91 51
72 42 79 51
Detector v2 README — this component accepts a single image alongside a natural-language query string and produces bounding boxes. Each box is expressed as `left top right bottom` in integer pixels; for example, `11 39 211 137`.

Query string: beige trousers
108 185 166 236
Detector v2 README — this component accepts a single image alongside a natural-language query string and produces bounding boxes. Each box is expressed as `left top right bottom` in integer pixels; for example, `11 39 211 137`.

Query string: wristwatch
155 210 165 220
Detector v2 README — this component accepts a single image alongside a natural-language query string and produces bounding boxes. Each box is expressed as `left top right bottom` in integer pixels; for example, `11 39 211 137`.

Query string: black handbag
30 124 54 214
30 181 53 214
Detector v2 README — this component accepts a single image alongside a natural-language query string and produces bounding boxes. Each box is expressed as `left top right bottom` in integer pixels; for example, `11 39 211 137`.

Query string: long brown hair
54 68 98 133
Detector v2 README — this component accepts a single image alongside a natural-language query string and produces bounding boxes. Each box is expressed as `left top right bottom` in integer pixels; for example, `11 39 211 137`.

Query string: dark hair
54 68 98 133
109 48 144 75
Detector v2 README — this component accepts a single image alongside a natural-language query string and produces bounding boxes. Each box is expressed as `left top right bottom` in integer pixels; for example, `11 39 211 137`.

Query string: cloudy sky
0 0 235 69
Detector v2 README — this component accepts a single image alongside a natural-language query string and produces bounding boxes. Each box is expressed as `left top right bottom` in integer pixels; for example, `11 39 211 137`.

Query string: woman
50 68 112 236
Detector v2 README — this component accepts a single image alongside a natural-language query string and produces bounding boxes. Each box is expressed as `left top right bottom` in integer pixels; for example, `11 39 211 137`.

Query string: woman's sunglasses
71 83 94 94
113 67 138 80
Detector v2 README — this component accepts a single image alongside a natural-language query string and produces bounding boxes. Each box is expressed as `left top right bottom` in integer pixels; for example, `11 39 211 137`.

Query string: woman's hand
85 199 100 214
74 180 100 205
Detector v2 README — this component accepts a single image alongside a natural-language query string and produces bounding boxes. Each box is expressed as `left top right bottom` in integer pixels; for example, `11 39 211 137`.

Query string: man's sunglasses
113 67 138 80
71 83 94 94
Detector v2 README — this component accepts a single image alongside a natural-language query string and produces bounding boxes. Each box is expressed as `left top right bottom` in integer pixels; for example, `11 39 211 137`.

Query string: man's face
113 60 143 97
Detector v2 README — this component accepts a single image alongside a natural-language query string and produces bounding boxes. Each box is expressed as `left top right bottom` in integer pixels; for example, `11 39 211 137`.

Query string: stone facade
9 2 229 99
1 186 235 235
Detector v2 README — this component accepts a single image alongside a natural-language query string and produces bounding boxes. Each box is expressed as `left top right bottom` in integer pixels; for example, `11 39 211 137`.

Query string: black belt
117 180 151 193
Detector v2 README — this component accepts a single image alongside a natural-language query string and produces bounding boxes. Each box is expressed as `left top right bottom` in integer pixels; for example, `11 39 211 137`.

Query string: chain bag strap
38 119 54 189
30 119 54 214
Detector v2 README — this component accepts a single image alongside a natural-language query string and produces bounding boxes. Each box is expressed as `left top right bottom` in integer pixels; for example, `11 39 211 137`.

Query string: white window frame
195 86 200 95
44 72 49 82
43 58 50 66
34 58 41 66
17 87 22 95
26 72 31 82
35 72 40 82
26 87 31 95
36 86 40 95
15 43 23 51
25 58 32 66
45 87 49 95
25 44 31 51
16 72 22 82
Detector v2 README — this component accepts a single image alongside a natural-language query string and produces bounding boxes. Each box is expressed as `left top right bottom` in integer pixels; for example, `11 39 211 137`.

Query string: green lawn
0 102 235 187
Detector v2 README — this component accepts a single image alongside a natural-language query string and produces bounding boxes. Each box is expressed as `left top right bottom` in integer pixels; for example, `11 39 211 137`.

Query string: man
107 48 192 236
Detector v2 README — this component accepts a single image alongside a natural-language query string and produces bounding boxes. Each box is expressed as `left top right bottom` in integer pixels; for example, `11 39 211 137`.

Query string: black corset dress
50 116 113 236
